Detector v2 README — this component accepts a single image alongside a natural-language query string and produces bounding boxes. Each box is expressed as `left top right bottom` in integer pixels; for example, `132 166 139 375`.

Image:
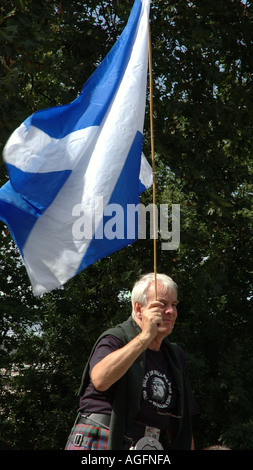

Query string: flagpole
148 22 157 300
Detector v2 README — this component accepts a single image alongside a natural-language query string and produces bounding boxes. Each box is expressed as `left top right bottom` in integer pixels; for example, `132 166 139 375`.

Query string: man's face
144 282 178 336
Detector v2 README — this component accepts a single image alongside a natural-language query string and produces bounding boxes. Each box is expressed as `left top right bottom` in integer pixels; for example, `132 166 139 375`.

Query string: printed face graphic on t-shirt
143 370 173 409
151 376 167 402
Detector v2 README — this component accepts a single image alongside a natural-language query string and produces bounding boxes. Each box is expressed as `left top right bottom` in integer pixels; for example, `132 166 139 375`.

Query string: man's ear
134 301 143 319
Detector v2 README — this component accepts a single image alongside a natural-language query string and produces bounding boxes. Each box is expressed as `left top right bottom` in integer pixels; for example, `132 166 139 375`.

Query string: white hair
131 273 178 318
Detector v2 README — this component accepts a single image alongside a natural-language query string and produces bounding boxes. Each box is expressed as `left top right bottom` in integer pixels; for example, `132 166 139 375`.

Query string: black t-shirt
135 347 180 430
79 336 120 414
79 335 197 430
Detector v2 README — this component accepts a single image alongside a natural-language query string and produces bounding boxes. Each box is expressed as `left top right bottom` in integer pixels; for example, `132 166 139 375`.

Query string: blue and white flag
0 0 152 295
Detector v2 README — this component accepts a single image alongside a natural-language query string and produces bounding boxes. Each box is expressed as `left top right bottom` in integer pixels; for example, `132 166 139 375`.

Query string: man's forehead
147 281 177 299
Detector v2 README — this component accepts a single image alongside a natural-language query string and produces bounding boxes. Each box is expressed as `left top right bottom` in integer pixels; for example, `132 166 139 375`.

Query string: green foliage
0 0 252 450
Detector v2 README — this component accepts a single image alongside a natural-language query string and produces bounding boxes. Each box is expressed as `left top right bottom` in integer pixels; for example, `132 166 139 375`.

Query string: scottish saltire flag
0 0 152 295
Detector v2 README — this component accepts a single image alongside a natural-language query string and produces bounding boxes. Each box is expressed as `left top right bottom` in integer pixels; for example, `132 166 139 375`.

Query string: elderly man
66 273 197 450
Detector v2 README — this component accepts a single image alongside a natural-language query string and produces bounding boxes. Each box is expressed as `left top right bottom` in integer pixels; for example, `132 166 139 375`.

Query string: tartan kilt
65 422 133 450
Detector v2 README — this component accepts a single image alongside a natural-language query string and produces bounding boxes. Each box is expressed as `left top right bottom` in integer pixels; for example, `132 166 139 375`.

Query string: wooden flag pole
148 23 157 299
